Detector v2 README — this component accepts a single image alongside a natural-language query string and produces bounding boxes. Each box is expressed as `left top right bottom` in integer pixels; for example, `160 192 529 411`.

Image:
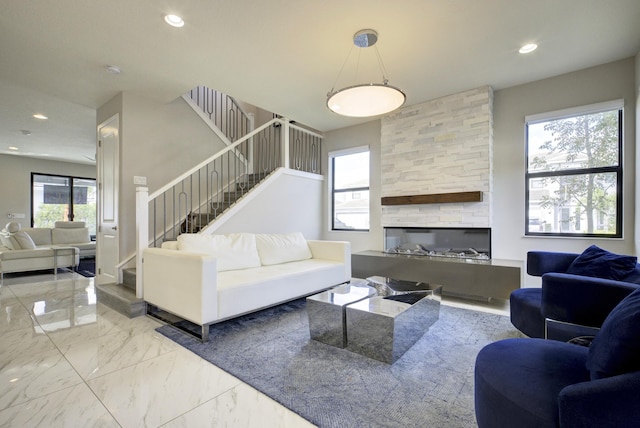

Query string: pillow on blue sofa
587 287 640 380
566 245 637 281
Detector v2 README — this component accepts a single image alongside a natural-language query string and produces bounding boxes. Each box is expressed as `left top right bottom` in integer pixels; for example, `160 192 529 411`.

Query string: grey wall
322 120 382 253
0 155 96 229
97 92 228 263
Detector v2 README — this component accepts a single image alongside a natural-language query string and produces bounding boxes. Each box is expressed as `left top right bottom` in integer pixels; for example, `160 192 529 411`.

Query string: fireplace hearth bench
143 232 351 341
352 251 522 300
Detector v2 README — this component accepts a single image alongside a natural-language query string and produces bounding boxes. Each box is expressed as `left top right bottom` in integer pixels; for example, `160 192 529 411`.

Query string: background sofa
23 221 95 258
143 232 351 341
0 221 81 283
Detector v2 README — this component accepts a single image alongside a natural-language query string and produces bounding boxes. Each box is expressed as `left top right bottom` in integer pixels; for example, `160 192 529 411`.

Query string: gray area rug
156 299 521 428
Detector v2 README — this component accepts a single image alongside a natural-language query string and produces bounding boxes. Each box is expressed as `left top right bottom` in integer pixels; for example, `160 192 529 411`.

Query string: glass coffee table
345 276 442 363
307 281 376 348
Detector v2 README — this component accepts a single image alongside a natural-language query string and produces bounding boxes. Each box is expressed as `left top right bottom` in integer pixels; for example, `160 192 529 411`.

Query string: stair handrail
149 118 286 200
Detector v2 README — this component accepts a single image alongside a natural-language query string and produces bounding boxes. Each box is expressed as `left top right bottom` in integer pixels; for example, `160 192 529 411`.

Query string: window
330 148 370 231
32 173 97 235
525 100 623 237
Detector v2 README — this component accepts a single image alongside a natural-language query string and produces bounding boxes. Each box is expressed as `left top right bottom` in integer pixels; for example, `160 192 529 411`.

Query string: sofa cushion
177 233 261 272
255 232 312 266
566 245 637 281
23 228 53 246
0 233 19 250
13 231 36 249
54 221 86 228
587 287 640 380
52 227 90 245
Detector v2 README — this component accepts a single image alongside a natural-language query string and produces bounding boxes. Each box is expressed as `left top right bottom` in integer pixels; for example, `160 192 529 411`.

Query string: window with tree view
525 101 623 237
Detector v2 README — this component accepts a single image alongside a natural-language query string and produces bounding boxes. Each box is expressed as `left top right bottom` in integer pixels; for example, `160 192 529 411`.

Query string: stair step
95 283 145 318
122 268 136 291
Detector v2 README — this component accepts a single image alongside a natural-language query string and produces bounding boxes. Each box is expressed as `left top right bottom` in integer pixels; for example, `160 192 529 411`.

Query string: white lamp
327 29 405 117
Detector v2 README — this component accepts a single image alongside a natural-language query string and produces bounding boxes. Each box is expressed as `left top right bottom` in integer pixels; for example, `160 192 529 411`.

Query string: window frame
329 146 370 232
524 100 623 238
31 172 97 234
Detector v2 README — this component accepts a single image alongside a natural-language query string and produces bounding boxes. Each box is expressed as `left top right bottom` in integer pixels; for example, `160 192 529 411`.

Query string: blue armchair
475 287 640 428
510 246 640 340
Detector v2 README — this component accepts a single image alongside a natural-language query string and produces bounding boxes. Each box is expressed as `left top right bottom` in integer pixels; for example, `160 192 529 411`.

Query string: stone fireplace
380 86 493 229
351 86 522 300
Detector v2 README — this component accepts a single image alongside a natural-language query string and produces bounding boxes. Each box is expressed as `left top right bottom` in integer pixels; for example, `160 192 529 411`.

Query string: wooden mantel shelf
381 191 482 206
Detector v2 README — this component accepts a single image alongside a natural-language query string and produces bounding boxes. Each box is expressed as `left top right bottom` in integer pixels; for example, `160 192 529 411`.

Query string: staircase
97 85 322 317
180 171 271 233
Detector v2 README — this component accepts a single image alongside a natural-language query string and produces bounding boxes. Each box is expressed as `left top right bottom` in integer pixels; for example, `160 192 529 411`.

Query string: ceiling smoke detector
105 65 122 74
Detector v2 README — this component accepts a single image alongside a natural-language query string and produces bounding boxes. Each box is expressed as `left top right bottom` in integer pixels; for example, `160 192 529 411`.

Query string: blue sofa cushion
587 287 640 380
566 245 637 281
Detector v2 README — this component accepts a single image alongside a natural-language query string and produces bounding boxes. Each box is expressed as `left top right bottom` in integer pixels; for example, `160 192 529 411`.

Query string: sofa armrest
527 251 578 276
143 248 219 326
541 272 637 327
307 240 352 280
559 371 640 427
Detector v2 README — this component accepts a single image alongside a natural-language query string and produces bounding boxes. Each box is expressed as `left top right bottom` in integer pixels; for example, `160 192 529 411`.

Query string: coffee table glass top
307 282 376 306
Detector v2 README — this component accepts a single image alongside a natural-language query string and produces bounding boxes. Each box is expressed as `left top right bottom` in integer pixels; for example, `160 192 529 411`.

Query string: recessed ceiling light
519 43 538 54
8 146 19 151
33 114 48 120
164 14 184 28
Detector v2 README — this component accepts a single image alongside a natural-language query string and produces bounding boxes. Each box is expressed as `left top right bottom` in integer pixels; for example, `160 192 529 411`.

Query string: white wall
494 58 636 284
322 121 382 252
206 169 323 239
0 155 95 229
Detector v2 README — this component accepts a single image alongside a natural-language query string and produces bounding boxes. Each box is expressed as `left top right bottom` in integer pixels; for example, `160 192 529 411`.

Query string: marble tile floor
0 271 315 428
0 271 510 427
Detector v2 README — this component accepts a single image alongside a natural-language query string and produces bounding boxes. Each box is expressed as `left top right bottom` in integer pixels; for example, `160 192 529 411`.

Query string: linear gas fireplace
384 227 491 260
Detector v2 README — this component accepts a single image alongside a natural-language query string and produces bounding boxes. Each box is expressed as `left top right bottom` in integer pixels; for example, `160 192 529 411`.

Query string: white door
97 115 119 284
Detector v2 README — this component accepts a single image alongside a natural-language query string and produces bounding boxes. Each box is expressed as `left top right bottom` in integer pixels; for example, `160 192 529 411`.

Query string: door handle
112 226 117 230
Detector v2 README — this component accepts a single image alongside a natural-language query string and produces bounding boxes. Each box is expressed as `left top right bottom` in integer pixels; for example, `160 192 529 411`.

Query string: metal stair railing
134 119 322 298
189 86 252 144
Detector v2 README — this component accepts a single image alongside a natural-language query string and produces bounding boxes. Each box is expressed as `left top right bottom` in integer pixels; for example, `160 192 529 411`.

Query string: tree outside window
525 102 622 237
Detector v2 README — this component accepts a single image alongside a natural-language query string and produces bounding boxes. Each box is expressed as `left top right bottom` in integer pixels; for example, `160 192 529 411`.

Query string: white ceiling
1 0 639 165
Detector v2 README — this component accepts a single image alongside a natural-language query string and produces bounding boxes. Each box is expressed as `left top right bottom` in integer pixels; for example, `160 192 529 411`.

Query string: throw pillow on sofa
177 233 261 272
255 232 312 266
13 231 37 249
566 245 637 281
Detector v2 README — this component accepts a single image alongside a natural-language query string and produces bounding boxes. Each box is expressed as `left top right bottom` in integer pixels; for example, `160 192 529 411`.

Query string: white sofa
23 221 95 258
0 222 80 284
143 232 351 341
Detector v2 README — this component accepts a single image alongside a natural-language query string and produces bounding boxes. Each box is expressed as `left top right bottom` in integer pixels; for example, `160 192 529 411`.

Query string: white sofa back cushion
52 228 90 245
23 228 53 246
13 231 37 249
255 232 312 266
177 233 261 272
54 221 86 229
